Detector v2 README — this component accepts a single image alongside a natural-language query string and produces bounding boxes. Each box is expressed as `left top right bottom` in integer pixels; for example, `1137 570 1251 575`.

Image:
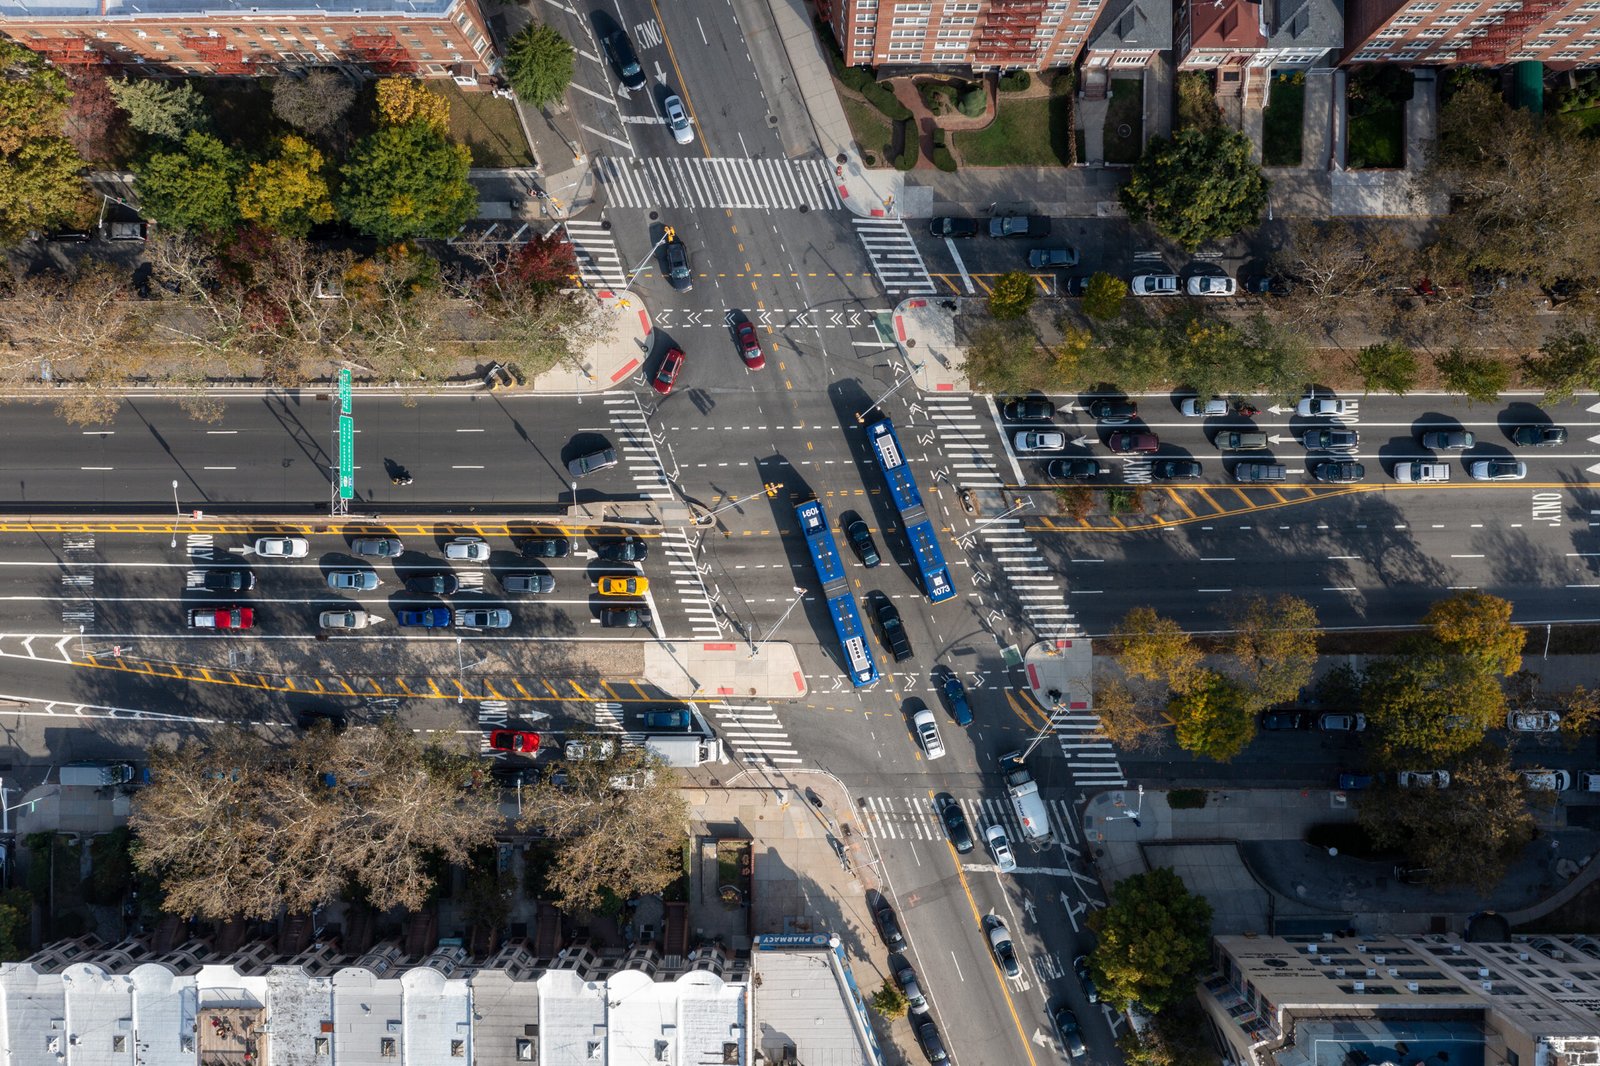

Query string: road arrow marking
1268 404 1286 415
1071 434 1092 446
1270 434 1294 444
654 61 667 86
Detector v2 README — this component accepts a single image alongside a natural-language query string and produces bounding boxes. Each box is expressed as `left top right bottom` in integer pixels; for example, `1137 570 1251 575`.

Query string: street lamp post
0 778 49 835
855 370 919 424
696 483 783 527
170 479 180 549
751 587 808 658
1123 784 1147 828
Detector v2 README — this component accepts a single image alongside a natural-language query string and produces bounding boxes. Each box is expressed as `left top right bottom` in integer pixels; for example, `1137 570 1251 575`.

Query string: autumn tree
1524 329 1600 404
1351 341 1418 395
337 119 475 240
869 979 908 1019
1166 670 1255 762
1120 127 1268 251
460 235 600 376
375 77 450 131
518 745 689 913
1081 272 1128 320
0 39 90 242
1556 685 1600 750
0 263 143 423
130 722 499 920
503 25 576 108
64 73 125 164
1093 671 1169 754
342 241 453 380
1357 749 1534 892
1362 647 1506 762
1227 594 1319 708
1113 607 1202 692
958 319 1039 394
1422 590 1523 677
107 77 205 140
271 68 357 138
988 270 1037 321
135 132 244 233
1088 867 1212 1012
1435 346 1510 403
236 134 335 237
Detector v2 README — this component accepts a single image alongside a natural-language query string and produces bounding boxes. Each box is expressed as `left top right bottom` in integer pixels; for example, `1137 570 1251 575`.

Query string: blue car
1338 771 1375 790
642 708 692 730
397 607 451 628
941 673 973 727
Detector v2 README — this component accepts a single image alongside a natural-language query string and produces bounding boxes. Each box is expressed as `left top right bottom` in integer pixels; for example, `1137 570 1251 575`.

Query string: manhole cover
1117 123 1133 138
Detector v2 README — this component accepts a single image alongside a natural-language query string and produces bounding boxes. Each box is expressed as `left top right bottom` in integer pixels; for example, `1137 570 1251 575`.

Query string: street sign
337 368 351 415
338 415 354 500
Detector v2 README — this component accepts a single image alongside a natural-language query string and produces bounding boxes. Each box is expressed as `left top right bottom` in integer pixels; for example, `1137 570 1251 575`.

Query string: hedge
930 128 957 172
894 125 919 170
998 71 1032 93
861 79 911 121
956 86 986 118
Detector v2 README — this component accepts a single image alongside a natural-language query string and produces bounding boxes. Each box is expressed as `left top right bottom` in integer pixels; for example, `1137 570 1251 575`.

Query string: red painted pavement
703 643 736 651
597 290 615 299
870 209 885 217
1070 702 1087 710
793 671 805 692
908 299 926 308
717 686 735 695
895 316 906 341
1026 663 1040 688
839 185 850 199
609 358 640 383
638 309 651 333
935 383 954 391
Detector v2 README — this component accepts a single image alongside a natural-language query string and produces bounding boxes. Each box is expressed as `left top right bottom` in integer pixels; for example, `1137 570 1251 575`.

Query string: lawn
1346 68 1412 169
841 94 893 165
430 82 534 168
1102 78 1143 165
1262 75 1306 166
956 77 1074 167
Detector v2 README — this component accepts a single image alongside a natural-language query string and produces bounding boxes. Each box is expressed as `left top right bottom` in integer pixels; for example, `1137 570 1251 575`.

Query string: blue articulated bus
865 417 956 604
795 499 880 688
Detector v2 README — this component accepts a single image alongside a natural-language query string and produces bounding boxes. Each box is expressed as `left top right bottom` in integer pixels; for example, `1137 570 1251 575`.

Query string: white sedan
1507 710 1560 733
444 537 491 562
254 536 309 558
1180 396 1229 417
1186 275 1237 297
912 708 946 760
1470 460 1527 482
1296 396 1351 417
984 823 1017 873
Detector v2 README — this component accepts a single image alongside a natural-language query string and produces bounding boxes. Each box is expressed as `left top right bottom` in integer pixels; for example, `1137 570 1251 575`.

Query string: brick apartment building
0 0 496 84
815 0 1107 71
1345 0 1600 66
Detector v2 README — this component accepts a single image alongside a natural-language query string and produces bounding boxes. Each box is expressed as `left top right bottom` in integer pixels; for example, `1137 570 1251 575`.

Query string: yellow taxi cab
597 575 649 597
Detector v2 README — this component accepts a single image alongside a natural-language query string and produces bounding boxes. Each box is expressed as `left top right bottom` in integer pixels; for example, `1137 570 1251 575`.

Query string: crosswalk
856 793 1076 852
560 219 627 289
593 155 843 212
925 394 1006 490
604 397 673 501
660 530 721 639
708 701 799 765
853 217 936 295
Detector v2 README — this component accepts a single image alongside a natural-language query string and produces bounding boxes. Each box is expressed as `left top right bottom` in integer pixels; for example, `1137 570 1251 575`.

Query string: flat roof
750 939 875 1066
0 0 458 21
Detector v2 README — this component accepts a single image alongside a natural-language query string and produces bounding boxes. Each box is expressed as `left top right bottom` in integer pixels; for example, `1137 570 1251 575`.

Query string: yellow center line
646 0 712 161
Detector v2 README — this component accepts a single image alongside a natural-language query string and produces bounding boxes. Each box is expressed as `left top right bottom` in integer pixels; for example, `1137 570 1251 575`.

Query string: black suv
1045 458 1100 482
521 536 570 559
1001 397 1056 421
937 794 974 853
203 568 255 592
1152 458 1203 481
874 599 912 661
597 536 649 563
663 238 693 292
844 515 880 567
1087 398 1138 424
928 216 976 238
405 572 460 595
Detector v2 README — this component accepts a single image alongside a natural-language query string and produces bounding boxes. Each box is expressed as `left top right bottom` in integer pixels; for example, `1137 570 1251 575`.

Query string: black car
1152 458 1203 481
1303 428 1359 450
873 902 907 951
874 599 912 662
1512 423 1567 447
596 537 649 563
663 238 693 292
1259 710 1312 730
405 572 460 595
928 216 976 238
1001 397 1056 421
844 517 880 568
917 1022 950 1064
937 794 974 853
1051 1005 1088 1059
603 30 646 91
295 707 349 732
203 568 256 592
1086 398 1138 424
521 537 570 559
1062 275 1091 297
600 606 652 628
1045 458 1101 482
1314 460 1365 484
1243 273 1293 296
1073 954 1099 1003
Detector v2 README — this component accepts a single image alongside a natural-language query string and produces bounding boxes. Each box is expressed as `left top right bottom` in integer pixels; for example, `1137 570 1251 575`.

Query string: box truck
60 762 135 787
643 735 725 767
999 751 1053 849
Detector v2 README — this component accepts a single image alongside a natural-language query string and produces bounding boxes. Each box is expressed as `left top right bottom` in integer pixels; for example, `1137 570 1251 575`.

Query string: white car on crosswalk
913 708 946 760
985 823 1017 873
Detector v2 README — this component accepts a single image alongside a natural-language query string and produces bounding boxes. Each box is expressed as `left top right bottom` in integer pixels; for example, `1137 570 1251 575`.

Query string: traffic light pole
694 482 784 527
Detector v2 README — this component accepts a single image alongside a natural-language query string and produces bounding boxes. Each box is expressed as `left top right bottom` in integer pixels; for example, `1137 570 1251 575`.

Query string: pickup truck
1394 461 1450 483
188 606 253 629
988 215 1051 239
875 601 913 662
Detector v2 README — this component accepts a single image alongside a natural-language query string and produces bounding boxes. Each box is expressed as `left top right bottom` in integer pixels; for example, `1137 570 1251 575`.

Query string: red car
735 321 766 370
489 730 540 754
188 606 254 630
652 348 685 395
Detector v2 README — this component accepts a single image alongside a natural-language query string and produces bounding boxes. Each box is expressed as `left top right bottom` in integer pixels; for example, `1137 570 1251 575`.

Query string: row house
817 0 1106 71
1175 0 1343 105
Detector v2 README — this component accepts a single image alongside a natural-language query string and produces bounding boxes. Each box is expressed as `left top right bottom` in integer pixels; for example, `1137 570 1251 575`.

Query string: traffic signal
663 225 676 241
763 482 783 498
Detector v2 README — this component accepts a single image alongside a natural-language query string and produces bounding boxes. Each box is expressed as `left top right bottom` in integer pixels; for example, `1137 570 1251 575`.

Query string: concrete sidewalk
646 641 808 700
527 291 655 394
891 297 971 394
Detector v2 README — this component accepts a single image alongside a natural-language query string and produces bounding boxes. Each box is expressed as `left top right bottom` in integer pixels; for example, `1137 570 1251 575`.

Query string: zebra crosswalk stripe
593 155 843 211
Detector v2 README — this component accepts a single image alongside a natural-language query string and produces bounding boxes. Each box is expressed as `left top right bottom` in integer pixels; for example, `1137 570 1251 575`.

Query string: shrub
840 66 874 93
957 86 986 118
1168 789 1207 810
895 139 919 170
930 128 957 171
998 70 1031 93
859 78 911 121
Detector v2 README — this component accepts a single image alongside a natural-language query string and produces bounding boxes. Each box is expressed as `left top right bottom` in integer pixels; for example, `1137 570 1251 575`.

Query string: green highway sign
338 368 352 415
338 416 354 500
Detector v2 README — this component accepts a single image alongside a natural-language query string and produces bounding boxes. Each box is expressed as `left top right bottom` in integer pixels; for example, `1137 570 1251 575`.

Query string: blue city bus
865 417 956 604
795 499 880 688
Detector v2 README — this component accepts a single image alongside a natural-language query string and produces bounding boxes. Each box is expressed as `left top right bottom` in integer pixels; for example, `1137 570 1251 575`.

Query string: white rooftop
749 938 875 1066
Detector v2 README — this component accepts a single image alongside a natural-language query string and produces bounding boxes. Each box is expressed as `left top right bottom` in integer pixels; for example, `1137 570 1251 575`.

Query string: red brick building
1345 0 1600 65
0 0 496 83
815 0 1104 71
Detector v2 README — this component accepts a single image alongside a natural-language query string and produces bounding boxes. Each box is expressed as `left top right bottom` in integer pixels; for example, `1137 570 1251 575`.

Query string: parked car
601 606 652 628
1395 461 1450 484
985 823 1017 873
1027 247 1078 268
642 708 693 730
1521 768 1572 792
397 607 451 628
444 537 490 562
1215 430 1269 451
1398 770 1451 789
568 447 620 478
874 902 907 951
1304 428 1359 451
1131 273 1179 296
1045 458 1101 482
597 575 649 597
989 215 1049 238
733 320 766 369
941 671 973 726
1394 864 1432 885
489 730 540 754
327 569 380 591
896 965 930 1014
1234 462 1287 483
1318 713 1367 733
663 237 693 292
1469 459 1527 481
912 707 946 760
1508 710 1561 733
1420 430 1475 450
320 608 373 630
1314 461 1366 484
1052 1005 1088 1059
1337 771 1376 790
1073 954 1098 1003
1186 274 1236 297
1180 396 1228 417
875 599 913 661
1014 429 1066 452
1062 275 1091 296
1001 397 1056 421
202 568 255 592
1297 395 1352 417
1107 430 1159 454
845 516 880 567
254 536 309 558
652 347 686 396
1152 458 1204 481
522 536 570 559
1243 273 1292 296
502 572 555 594
929 216 977 238
405 572 459 595
1086 399 1138 423
937 793 974 852
663 93 694 144
987 918 1020 978
917 1022 950 1064
597 537 649 563
352 536 405 558
1512 424 1567 447
1259 711 1312 730
563 737 616 760
456 608 512 629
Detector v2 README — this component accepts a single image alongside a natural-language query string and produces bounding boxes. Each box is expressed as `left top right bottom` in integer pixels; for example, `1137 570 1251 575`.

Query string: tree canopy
1120 128 1268 251
1362 648 1506 762
988 270 1037 321
236 135 335 237
0 39 88 242
1423 590 1522 676
337 119 476 241
503 25 576 108
375 77 450 131
1523 329 1600 404
1351 341 1418 395
1166 670 1255 762
1089 867 1213 1012
1227 594 1320 709
271 69 357 138
1113 607 1202 692
107 77 205 140
135 131 244 233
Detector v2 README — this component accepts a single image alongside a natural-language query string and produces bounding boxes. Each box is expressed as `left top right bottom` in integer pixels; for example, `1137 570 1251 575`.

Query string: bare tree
457 237 603 377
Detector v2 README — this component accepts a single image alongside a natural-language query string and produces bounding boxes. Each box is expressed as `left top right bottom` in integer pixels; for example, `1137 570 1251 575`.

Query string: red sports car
652 348 685 395
735 321 766 370
489 730 540 754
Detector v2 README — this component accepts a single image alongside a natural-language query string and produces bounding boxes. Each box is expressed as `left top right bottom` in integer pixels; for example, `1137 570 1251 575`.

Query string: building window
1406 1 1439 8
1446 2 1476 10
1434 14 1463 22
890 28 923 37
893 2 932 10
1391 14 1425 23
855 37 874 45
891 17 927 24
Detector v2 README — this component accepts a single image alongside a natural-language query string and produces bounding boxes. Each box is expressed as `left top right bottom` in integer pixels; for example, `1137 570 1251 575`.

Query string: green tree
1351 341 1418 395
988 270 1037 321
107 77 204 140
271 69 356 138
1167 670 1255 762
1114 607 1203 692
1423 590 1523 676
869 978 908 1019
135 131 244 233
236 134 334 237
337 119 475 241
960 319 1041 394
0 39 89 242
1357 750 1533 892
1556 685 1600 750
1435 346 1510 403
0 888 31 961
1363 648 1505 762
503 24 576 108
1523 329 1600 403
1088 867 1212 1012
1120 127 1268 251
1228 595 1319 708
1121 998 1217 1066
1082 272 1128 320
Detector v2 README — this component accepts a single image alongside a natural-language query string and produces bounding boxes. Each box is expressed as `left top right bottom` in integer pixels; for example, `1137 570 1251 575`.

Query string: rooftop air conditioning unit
1353 981 1365 992
1335 968 1345 977
1478 968 1490 978
1407 982 1419 991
